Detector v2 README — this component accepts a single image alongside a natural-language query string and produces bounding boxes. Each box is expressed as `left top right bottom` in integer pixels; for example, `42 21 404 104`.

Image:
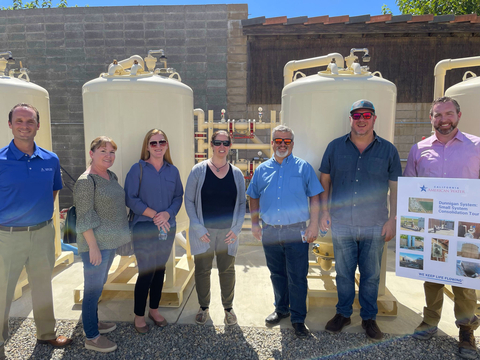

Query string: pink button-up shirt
404 131 480 179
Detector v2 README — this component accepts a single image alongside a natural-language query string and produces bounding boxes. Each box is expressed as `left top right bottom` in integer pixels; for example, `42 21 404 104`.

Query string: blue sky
0 0 402 18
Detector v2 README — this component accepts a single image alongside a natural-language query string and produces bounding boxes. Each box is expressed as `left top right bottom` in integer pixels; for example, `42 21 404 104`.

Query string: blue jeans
262 222 309 324
331 224 385 320
80 249 116 340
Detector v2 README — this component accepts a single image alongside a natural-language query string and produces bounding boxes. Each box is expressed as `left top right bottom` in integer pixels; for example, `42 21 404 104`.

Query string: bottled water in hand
158 228 167 241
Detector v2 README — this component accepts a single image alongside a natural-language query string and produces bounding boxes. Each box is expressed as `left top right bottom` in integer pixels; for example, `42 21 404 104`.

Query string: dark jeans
80 249 116 340
133 221 175 316
261 222 309 324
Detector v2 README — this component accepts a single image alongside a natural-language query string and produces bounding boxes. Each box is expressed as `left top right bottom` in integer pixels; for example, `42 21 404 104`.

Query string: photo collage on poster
396 178 480 289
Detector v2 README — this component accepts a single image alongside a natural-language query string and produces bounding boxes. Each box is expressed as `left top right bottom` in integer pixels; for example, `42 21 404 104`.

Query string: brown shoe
85 335 117 353
458 326 478 359
37 335 73 347
134 323 149 335
148 312 168 327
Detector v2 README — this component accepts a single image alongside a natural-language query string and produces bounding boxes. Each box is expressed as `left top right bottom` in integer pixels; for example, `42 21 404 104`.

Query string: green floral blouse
73 170 130 253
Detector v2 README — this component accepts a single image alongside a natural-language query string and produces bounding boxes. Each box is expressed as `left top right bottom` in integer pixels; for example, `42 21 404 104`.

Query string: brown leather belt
0 219 52 232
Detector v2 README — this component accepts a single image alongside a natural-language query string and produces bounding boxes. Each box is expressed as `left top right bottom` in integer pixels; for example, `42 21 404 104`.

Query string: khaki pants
194 228 236 309
0 222 57 356
423 281 479 329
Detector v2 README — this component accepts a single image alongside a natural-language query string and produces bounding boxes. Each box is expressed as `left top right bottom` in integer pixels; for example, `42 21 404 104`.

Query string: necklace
210 159 228 172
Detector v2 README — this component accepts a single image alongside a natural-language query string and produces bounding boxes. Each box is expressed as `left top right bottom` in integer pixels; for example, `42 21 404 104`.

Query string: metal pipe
108 55 145 74
200 122 275 130
231 143 271 150
283 53 344 87
434 56 480 99
194 109 207 152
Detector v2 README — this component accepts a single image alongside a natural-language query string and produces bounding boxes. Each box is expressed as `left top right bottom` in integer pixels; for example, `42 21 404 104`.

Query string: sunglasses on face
212 140 231 147
351 112 374 120
273 138 293 145
149 140 168 147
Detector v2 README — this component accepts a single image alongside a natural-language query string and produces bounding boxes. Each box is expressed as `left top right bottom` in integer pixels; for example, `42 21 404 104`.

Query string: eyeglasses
212 140 231 147
351 112 374 120
273 138 293 145
149 140 168 147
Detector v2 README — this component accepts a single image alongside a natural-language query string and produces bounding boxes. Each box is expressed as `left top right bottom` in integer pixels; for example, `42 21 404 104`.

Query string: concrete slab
9 241 463 337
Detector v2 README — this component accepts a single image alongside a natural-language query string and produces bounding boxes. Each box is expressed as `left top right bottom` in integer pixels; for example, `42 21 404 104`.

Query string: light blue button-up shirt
246 153 323 225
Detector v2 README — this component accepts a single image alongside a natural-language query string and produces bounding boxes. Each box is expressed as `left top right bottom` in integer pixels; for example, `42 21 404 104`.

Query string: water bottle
320 220 330 238
158 228 167 241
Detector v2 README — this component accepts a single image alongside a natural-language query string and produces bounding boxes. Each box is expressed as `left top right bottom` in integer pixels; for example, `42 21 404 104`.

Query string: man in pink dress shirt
404 96 480 359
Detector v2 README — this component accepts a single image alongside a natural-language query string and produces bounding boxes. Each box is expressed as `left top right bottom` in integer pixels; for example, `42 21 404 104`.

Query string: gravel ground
3 318 478 360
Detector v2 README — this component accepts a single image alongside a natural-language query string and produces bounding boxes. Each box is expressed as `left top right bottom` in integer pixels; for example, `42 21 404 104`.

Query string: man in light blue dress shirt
247 125 323 338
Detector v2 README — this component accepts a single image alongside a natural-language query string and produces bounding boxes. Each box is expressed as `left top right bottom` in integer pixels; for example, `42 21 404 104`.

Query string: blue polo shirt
0 140 62 226
319 132 402 227
246 153 323 225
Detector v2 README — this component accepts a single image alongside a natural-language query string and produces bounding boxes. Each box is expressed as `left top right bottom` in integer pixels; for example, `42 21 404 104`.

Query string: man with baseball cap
319 99 402 341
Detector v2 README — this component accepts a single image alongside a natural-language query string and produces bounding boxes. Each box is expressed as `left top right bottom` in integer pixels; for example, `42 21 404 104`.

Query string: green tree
2 0 68 10
382 4 393 14
395 0 480 15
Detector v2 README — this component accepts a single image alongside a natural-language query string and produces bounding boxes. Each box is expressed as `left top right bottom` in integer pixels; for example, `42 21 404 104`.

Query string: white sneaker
195 308 209 325
85 335 117 353
224 309 237 326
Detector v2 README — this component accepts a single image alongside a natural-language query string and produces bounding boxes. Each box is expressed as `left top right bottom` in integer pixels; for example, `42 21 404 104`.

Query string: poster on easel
396 177 480 290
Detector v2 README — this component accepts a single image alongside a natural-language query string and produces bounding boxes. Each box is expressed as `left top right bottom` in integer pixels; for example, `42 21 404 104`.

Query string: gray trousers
194 228 236 309
0 222 57 357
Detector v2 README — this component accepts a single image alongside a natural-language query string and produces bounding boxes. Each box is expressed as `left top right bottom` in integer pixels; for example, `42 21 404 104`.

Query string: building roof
242 14 480 35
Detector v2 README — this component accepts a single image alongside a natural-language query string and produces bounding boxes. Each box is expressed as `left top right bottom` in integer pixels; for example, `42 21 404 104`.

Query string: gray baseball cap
350 99 375 114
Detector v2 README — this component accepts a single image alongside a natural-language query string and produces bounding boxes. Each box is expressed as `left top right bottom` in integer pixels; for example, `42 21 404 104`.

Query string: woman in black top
185 130 246 326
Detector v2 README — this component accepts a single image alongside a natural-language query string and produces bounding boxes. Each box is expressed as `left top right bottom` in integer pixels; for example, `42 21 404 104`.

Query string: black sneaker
325 313 351 334
458 326 478 359
362 319 384 341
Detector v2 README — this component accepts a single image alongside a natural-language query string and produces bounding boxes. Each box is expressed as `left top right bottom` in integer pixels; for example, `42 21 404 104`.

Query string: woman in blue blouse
125 129 183 334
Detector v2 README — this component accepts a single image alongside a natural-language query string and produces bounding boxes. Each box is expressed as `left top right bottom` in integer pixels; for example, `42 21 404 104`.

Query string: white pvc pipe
108 55 145 74
108 64 123 75
434 56 480 99
283 53 344 87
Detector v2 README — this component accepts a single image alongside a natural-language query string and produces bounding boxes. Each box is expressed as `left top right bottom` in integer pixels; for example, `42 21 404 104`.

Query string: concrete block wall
0 5 247 208
394 103 432 163
226 4 248 119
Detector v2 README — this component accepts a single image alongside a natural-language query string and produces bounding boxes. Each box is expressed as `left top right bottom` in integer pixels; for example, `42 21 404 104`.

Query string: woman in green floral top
73 136 130 353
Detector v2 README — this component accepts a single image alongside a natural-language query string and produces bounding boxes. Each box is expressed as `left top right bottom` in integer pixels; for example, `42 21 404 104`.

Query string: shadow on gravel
5 319 477 360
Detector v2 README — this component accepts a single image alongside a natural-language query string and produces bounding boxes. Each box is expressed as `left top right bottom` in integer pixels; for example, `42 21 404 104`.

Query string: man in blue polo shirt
0 103 72 359
247 124 323 339
319 100 401 342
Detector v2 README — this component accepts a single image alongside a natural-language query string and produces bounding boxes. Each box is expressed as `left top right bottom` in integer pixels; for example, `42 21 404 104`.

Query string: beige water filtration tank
0 52 61 253
445 72 480 137
82 53 195 233
281 56 397 174
0 61 52 150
